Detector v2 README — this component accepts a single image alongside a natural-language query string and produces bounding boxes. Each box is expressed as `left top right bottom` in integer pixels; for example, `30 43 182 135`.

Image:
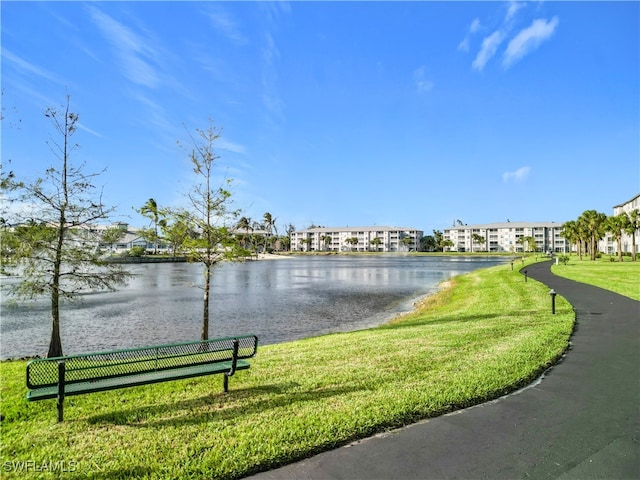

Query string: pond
0 255 508 359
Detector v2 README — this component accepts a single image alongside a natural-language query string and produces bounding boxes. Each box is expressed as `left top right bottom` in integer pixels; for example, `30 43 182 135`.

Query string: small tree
179 122 242 341
401 236 413 252
442 239 454 252
1 96 131 357
161 210 192 257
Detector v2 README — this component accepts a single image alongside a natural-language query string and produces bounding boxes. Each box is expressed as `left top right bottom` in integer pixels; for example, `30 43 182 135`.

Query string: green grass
552 255 640 300
1 259 577 479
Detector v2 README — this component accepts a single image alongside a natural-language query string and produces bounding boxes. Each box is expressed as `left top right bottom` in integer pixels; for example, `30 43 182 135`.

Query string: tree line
132 203 293 258
561 209 639 262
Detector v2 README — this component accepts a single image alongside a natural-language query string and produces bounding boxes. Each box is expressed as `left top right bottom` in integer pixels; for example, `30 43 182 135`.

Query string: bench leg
223 374 229 393
57 395 64 423
57 361 66 422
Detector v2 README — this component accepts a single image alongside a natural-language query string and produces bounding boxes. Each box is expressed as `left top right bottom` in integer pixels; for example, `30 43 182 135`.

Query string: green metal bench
26 334 258 422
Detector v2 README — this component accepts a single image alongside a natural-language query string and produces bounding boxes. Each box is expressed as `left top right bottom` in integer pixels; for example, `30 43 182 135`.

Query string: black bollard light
549 289 557 314
524 270 528 282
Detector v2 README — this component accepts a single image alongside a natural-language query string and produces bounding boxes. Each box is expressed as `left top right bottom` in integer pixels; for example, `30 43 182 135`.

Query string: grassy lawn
552 255 640 300
1 259 577 479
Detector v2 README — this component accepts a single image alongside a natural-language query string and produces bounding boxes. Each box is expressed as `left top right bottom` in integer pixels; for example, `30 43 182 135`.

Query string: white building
443 222 567 253
290 226 423 253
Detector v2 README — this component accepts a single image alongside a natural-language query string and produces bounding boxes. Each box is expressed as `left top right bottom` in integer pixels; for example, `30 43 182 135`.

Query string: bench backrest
26 335 258 389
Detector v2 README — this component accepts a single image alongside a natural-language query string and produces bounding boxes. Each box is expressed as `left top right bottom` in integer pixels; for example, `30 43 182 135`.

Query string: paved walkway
247 261 639 479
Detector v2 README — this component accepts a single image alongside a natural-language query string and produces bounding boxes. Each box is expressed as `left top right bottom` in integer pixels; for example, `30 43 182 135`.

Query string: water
0 255 507 359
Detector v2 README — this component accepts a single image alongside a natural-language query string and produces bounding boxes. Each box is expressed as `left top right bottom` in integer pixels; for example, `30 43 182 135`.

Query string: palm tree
139 198 160 254
263 212 277 252
560 220 579 255
236 216 252 250
345 237 358 252
471 233 485 253
606 214 628 262
624 209 639 261
517 236 535 253
580 210 608 260
321 235 333 251
370 237 382 252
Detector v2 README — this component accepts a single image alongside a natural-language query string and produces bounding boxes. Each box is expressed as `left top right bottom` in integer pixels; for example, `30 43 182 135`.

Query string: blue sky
2 1 638 234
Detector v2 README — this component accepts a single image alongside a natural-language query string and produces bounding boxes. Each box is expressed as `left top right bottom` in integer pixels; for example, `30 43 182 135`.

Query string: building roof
295 226 423 233
445 221 565 230
613 193 640 208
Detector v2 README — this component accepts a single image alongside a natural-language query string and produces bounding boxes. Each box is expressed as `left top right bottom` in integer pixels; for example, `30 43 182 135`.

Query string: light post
524 270 528 282
549 289 557 314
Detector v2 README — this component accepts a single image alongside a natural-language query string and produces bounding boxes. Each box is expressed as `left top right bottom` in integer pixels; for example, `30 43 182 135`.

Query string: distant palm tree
236 216 252 250
321 235 332 251
561 220 579 256
345 237 358 252
624 209 639 261
606 214 628 261
263 212 277 251
370 237 382 252
580 210 608 260
471 233 485 253
139 198 160 254
517 236 536 253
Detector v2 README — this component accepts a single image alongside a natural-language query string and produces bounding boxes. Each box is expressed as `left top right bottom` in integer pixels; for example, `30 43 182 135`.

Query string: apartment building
443 222 567 253
290 226 423 252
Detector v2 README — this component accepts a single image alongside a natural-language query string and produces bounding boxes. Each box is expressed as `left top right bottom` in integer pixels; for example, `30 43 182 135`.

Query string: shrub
128 246 145 257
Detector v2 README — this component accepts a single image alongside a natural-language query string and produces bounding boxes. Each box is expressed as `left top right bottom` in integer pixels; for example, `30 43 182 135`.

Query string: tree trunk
618 237 623 262
201 263 211 340
47 294 63 357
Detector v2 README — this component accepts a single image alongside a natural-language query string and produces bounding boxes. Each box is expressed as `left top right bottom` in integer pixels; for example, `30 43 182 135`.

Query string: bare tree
1 95 131 357
179 122 242 340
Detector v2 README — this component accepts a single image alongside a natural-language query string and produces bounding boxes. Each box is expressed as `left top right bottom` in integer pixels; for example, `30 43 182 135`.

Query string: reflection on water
0 255 506 359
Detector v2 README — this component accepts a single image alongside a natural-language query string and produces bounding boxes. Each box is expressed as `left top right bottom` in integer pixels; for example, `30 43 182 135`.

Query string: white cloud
88 6 160 88
2 48 62 84
502 166 531 182
503 17 559 68
470 18 482 33
413 66 434 94
458 18 481 52
204 6 248 46
472 30 505 71
505 1 526 23
219 138 246 155
77 123 104 138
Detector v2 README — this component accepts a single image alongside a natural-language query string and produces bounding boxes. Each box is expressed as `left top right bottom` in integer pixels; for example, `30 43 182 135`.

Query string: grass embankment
1 260 575 479
552 255 640 300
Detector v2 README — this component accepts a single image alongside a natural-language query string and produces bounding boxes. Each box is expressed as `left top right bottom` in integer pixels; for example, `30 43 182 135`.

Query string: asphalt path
247 260 639 479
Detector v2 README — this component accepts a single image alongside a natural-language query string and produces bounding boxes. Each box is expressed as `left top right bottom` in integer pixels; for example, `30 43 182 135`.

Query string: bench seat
26 335 258 421
27 359 251 401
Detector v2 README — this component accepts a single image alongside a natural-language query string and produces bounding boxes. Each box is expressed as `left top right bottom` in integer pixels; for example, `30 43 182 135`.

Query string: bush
127 246 145 257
